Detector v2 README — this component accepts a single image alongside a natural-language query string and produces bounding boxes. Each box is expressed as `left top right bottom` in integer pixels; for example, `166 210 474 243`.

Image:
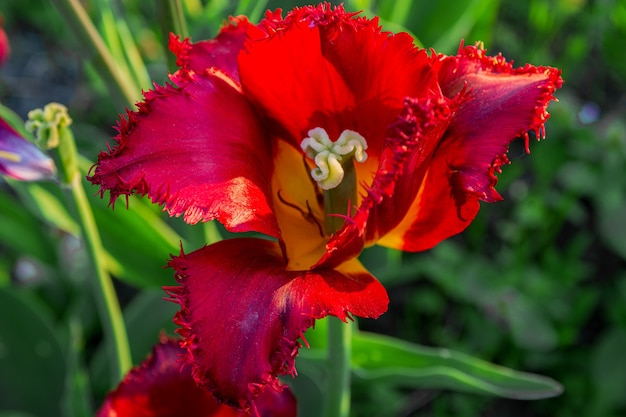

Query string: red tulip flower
89 3 562 412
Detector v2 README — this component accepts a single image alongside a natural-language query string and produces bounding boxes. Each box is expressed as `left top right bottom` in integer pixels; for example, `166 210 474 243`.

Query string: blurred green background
1 0 625 416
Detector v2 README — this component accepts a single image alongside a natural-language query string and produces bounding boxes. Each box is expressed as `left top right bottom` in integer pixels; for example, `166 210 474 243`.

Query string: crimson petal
165 238 387 411
377 43 563 252
97 336 296 417
88 71 279 237
438 43 563 203
169 16 249 85
239 4 434 155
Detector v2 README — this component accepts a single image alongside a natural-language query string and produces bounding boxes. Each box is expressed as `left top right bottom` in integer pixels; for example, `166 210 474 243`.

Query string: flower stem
321 157 358 417
156 0 188 73
324 317 353 417
35 107 133 384
68 173 133 383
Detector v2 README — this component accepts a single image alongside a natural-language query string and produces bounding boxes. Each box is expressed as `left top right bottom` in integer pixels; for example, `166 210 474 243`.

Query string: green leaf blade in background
81 159 183 289
351 331 563 400
0 188 58 266
0 288 66 417
90 289 179 400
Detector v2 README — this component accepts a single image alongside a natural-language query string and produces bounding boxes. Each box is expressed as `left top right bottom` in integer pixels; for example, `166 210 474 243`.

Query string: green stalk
323 317 353 417
167 0 189 38
235 0 269 23
322 159 358 417
50 0 140 107
388 0 414 27
68 172 132 383
156 0 189 72
203 220 222 245
323 158 358 235
27 103 133 384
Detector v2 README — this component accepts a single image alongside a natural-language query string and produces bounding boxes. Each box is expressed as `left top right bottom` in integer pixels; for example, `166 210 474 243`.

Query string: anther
300 127 368 190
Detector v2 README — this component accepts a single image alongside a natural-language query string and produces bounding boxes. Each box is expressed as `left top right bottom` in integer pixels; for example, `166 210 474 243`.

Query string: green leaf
406 0 500 53
591 329 626 410
350 331 562 400
8 180 80 236
81 156 183 288
61 318 93 417
0 190 57 265
123 290 180 362
0 103 37 140
90 290 179 397
0 288 66 417
506 293 558 351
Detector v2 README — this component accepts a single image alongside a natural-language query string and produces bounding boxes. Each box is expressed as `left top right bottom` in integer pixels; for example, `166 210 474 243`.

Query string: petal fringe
169 16 249 86
371 44 562 252
239 2 431 156
164 238 387 411
87 72 279 237
97 335 296 417
438 42 563 203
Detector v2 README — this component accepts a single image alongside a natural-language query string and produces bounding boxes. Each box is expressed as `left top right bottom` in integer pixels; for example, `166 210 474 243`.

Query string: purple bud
0 119 56 181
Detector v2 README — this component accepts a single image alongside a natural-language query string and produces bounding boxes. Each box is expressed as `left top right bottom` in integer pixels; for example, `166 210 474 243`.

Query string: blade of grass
235 0 269 23
50 0 141 107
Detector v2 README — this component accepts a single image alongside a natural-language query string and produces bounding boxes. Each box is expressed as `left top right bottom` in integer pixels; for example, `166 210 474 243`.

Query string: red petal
169 17 249 85
376 44 563 252
97 336 296 417
252 388 297 417
165 238 387 411
438 42 563 203
239 4 436 155
88 72 279 237
96 336 232 417
0 18 9 66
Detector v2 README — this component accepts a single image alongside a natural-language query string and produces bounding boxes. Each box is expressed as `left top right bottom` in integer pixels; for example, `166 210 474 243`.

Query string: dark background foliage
1 0 625 416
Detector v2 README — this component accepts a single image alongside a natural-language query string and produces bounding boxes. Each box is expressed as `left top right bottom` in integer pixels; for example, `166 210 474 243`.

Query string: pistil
301 127 368 233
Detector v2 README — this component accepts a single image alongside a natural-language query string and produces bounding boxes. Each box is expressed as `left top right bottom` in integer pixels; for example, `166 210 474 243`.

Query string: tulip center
300 127 368 233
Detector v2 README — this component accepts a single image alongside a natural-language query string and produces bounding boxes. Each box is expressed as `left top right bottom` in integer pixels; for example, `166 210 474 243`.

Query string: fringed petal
88 72 279 237
165 238 387 411
97 335 296 417
96 336 234 417
169 17 249 85
437 42 563 203
239 3 436 157
377 44 563 252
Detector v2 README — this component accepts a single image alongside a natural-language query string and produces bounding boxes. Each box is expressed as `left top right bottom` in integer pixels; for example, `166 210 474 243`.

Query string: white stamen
300 127 368 190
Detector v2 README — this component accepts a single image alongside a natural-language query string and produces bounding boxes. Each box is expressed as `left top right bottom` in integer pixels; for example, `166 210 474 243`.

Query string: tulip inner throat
300 127 368 234
323 158 357 233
